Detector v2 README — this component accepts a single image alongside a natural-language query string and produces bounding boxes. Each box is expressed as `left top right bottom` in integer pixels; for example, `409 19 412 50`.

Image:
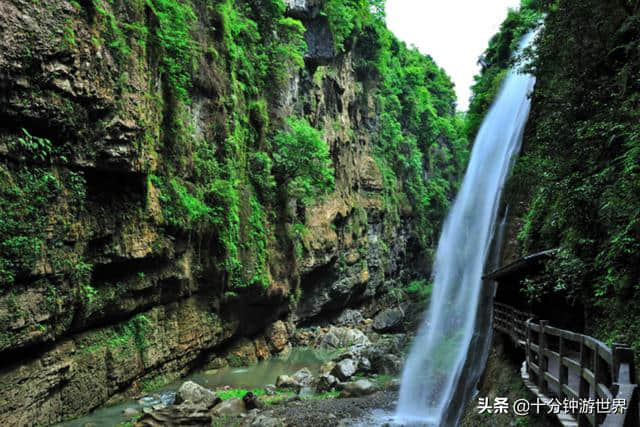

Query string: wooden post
559 336 569 395
578 335 590 427
539 320 549 394
526 319 534 382
594 347 605 424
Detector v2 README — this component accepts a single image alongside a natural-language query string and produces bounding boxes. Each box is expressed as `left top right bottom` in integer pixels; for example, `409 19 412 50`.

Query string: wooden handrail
493 302 639 427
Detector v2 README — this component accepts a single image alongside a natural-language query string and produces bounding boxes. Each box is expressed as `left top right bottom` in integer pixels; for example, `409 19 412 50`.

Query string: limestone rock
291 367 314 387
315 373 338 393
211 398 247 417
275 375 299 390
174 381 220 408
340 379 377 398
319 361 336 375
372 354 402 375
226 338 258 367
264 384 277 396
135 404 211 427
332 358 357 381
243 392 264 410
254 336 271 361
317 327 370 350
334 309 364 326
372 307 405 333
266 321 289 353
123 407 141 418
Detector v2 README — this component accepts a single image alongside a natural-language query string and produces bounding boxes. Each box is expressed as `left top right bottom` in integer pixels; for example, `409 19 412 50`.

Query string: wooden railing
493 302 640 427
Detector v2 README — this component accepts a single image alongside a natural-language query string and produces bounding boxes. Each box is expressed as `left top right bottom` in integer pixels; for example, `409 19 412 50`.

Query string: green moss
146 0 197 101
81 314 151 355
142 374 171 393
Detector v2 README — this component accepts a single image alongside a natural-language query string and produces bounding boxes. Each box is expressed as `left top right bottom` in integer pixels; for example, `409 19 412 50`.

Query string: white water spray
395 32 538 426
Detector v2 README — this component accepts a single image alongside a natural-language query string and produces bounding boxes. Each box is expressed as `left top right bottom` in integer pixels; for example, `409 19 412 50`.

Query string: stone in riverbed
291 367 314 387
373 354 402 375
243 392 264 410
340 379 377 397
319 361 336 375
356 356 372 373
123 407 140 418
174 381 220 408
211 397 247 416
135 404 211 426
332 358 357 381
315 373 338 392
275 374 299 390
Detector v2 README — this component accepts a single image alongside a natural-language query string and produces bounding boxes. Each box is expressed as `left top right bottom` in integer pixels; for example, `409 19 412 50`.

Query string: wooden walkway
493 302 640 427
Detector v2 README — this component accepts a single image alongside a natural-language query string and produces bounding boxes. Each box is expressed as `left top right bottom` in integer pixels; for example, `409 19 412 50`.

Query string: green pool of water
58 347 334 427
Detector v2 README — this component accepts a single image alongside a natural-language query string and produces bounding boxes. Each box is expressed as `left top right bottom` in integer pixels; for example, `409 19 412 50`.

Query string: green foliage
142 374 171 393
146 0 197 101
466 3 543 137
273 118 335 205
406 279 433 301
322 0 384 52
81 313 151 355
0 166 60 287
217 388 266 400
9 128 53 163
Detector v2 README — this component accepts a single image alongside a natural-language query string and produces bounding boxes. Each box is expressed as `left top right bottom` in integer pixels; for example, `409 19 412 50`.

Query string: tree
272 118 335 204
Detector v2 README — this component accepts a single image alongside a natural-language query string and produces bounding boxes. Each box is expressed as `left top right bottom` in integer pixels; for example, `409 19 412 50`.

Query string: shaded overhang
483 248 558 282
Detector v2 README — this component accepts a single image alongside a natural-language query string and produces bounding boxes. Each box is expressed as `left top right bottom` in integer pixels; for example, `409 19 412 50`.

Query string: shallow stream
59 347 333 427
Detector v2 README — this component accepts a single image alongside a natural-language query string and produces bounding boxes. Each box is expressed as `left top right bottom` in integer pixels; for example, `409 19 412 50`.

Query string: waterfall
395 31 538 426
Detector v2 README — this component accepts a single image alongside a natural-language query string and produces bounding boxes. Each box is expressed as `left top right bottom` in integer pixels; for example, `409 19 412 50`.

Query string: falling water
395 32 538 426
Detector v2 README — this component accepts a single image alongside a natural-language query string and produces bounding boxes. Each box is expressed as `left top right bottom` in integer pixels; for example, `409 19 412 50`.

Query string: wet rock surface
174 381 220 408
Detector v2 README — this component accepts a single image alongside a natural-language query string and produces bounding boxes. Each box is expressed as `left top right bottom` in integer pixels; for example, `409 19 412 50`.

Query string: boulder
334 309 363 326
254 336 271 361
340 379 377 398
372 307 405 333
135 404 211 426
243 392 264 410
211 398 247 417
319 361 336 375
275 375 299 390
386 378 401 391
356 357 372 373
291 367 314 387
332 358 357 381
315 373 338 393
317 327 370 351
372 354 402 375
174 381 220 408
266 321 289 353
123 407 141 418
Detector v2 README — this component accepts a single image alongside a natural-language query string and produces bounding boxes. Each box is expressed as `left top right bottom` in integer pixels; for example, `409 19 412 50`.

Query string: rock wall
0 0 460 424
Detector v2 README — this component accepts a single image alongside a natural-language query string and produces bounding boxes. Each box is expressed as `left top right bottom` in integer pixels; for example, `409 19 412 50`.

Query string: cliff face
0 0 466 424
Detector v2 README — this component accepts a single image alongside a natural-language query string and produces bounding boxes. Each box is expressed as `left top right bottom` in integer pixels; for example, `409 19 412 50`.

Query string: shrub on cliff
273 118 335 206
